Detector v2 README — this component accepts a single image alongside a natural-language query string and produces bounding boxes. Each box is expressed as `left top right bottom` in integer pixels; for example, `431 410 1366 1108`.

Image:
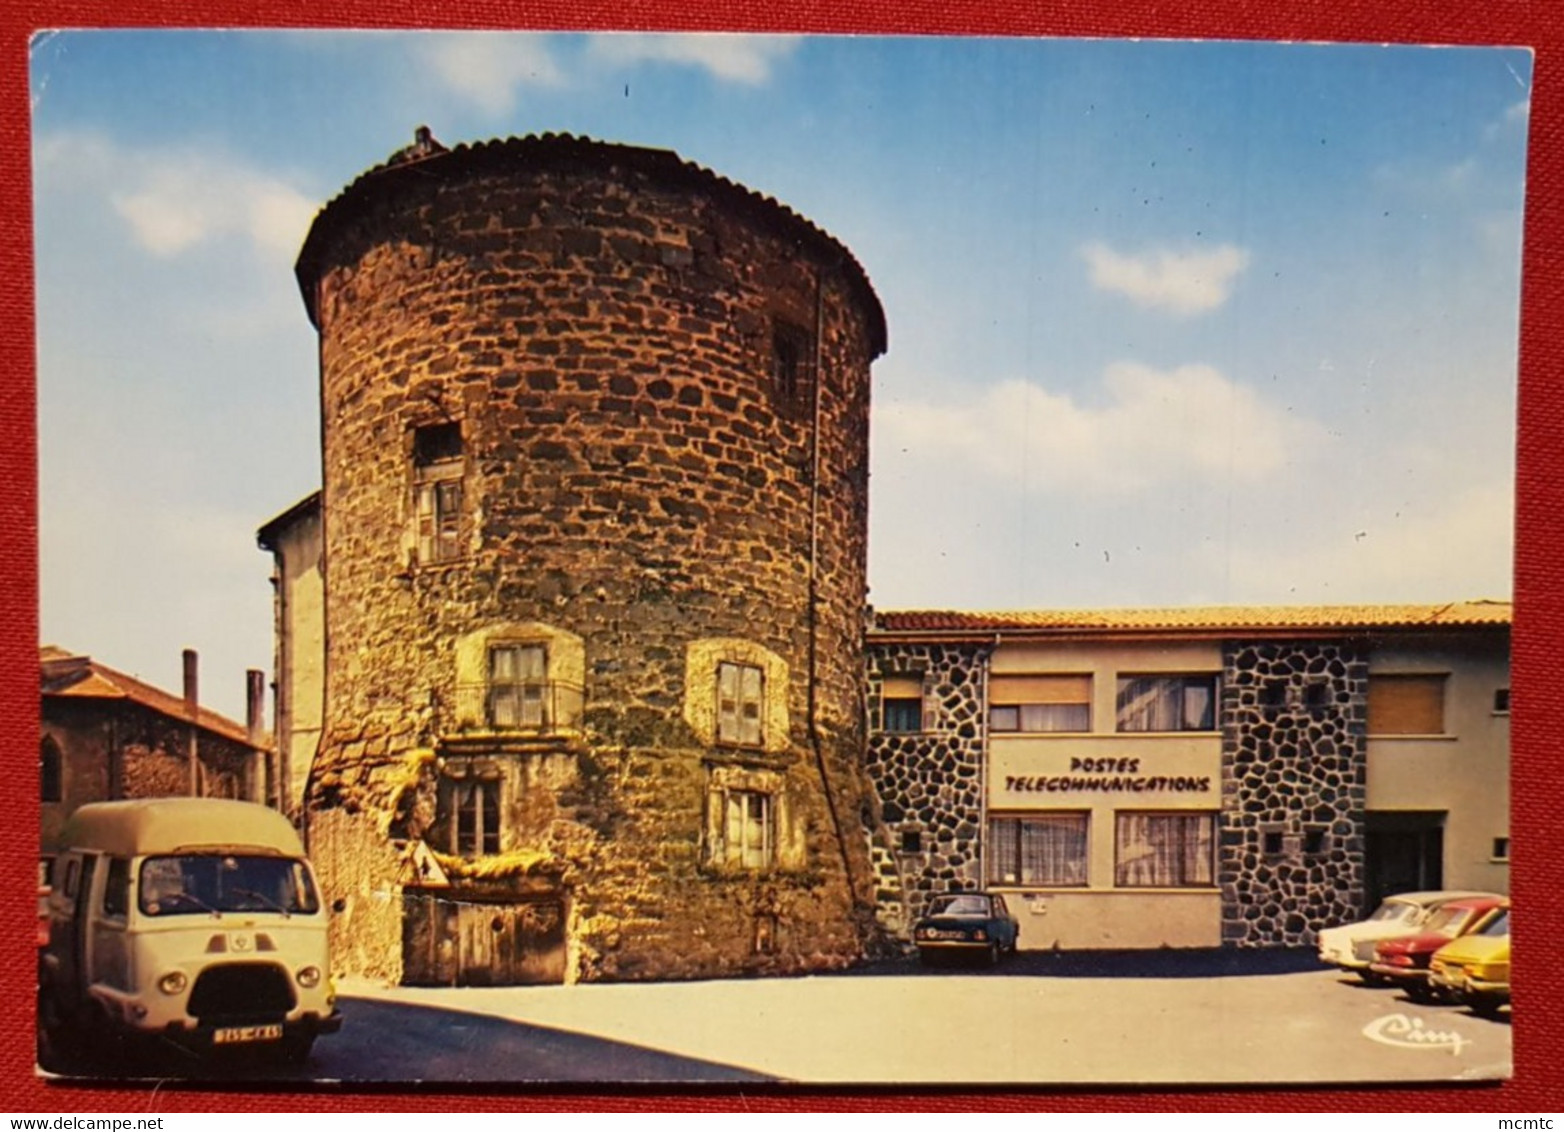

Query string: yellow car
1428 903 1510 1017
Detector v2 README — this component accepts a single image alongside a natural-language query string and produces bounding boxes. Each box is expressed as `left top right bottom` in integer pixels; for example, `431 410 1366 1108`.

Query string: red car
1370 895 1507 1002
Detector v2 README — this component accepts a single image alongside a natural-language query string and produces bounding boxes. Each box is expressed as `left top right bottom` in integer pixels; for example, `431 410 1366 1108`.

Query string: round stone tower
292 132 886 984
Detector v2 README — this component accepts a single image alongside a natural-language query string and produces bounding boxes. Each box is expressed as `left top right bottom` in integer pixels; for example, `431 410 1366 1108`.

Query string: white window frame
717 661 765 747
1115 674 1220 733
1114 812 1216 888
488 643 548 729
715 788 774 870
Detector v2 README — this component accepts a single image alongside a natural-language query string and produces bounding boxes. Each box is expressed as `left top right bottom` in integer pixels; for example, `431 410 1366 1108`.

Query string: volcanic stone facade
292 133 886 983
865 642 990 928
1220 641 1369 946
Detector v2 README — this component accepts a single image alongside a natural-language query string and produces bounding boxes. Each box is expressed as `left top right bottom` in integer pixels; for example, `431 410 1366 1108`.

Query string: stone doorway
402 889 567 986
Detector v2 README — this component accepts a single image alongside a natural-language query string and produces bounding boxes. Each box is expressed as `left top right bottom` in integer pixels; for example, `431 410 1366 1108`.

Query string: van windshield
138 855 320 917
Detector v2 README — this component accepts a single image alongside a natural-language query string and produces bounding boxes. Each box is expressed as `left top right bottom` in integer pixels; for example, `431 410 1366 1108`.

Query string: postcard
31 31 1525 1086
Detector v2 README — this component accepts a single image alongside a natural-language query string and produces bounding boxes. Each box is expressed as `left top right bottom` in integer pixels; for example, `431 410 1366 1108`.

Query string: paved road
37 951 1511 1087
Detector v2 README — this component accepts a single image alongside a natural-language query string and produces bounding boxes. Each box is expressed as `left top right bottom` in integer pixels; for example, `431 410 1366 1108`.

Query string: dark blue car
913 892 1020 966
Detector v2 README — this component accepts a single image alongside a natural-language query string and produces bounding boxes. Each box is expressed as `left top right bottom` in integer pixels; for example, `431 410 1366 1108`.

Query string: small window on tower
717 661 764 747
772 321 814 410
412 421 463 565
439 776 501 858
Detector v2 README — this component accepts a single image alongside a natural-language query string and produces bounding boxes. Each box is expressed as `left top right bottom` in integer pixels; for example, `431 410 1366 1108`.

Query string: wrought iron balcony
449 680 586 737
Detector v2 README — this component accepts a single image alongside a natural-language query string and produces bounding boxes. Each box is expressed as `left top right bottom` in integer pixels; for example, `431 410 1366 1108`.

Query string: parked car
912 892 1019 966
1316 891 1502 983
38 798 341 1068
1369 895 1507 1002
1430 903 1510 1017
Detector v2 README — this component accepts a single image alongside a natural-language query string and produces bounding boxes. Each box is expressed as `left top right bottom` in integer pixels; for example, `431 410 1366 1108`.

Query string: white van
38 798 341 1066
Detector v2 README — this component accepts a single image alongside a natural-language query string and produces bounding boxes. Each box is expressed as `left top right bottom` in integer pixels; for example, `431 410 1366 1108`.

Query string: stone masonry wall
1220 640 1368 947
865 642 990 932
298 137 883 981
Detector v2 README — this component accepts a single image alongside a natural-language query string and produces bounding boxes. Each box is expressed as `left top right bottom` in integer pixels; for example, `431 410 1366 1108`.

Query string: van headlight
296 966 322 989
157 971 188 995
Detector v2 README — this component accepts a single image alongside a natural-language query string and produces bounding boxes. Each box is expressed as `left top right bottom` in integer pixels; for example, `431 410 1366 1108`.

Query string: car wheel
1405 982 1436 1005
984 943 999 967
1359 971 1389 987
1467 993 1506 1019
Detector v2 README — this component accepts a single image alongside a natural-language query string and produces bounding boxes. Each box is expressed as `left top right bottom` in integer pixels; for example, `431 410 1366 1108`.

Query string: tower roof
294 130 887 357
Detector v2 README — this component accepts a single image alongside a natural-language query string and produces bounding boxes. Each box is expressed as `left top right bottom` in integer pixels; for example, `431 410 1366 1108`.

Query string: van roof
61 799 305 858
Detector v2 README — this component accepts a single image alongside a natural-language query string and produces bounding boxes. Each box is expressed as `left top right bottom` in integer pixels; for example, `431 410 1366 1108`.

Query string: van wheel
36 990 81 1072
279 1033 315 1066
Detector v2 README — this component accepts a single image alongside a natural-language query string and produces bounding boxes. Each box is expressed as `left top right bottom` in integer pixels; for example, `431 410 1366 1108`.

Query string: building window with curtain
1115 674 1218 732
1115 812 1215 887
989 674 1092 733
988 813 1089 886
717 661 764 747
713 788 774 870
1367 673 1447 735
488 643 547 729
880 674 925 733
439 776 502 858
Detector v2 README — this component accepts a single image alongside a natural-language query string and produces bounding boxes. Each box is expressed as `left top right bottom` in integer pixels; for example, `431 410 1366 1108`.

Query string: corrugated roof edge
292 131 887 357
870 601 1513 635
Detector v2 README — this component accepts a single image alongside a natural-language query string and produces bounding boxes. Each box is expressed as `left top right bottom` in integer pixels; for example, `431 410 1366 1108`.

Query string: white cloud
879 362 1325 497
37 131 315 264
586 33 801 85
421 33 564 115
1506 98 1530 123
1206 482 1513 603
1081 242 1249 315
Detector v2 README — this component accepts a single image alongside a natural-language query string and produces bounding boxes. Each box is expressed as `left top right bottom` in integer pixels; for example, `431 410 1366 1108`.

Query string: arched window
40 737 62 803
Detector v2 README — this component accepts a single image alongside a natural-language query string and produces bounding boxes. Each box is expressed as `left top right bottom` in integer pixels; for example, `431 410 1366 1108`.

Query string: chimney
183 648 199 796
246 668 266 744
246 668 268 807
182 648 199 714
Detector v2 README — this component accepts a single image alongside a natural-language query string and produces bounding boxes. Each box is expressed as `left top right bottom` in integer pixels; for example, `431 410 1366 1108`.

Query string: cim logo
1361 1013 1471 1055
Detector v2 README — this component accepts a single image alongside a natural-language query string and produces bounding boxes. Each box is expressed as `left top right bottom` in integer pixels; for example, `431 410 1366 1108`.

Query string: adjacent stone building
268 131 887 984
40 647 272 875
865 603 1510 949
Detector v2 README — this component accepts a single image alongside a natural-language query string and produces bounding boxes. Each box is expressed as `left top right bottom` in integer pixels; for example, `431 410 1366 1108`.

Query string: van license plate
212 1024 283 1045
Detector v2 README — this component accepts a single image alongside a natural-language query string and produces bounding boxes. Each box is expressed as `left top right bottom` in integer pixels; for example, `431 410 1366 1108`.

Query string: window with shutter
1368 674 1447 735
880 674 925 733
412 422 463 565
717 661 764 746
989 674 1092 733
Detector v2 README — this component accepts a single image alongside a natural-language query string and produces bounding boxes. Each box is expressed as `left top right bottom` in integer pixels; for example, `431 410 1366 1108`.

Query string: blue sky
30 32 1530 720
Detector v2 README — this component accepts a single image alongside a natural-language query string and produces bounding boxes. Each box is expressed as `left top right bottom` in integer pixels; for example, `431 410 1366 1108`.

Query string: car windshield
1422 906 1467 935
1476 909 1510 937
1368 900 1416 923
928 895 991 916
138 854 320 917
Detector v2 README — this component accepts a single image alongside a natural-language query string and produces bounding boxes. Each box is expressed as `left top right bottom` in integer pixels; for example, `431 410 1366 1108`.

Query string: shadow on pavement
39 997 776 1086
846 946 1322 979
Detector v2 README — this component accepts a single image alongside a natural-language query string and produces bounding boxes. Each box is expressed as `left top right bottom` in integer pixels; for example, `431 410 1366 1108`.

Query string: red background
2 0 1559 1114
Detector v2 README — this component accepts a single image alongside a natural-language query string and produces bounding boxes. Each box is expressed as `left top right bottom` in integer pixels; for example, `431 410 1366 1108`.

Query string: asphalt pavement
36 950 1512 1088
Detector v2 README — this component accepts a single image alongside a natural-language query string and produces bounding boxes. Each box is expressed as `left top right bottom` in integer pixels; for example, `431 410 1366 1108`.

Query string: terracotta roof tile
40 646 263 749
872 601 1511 635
